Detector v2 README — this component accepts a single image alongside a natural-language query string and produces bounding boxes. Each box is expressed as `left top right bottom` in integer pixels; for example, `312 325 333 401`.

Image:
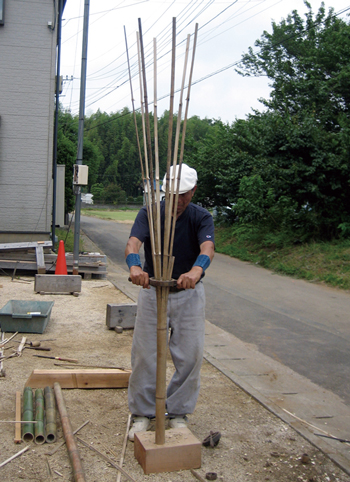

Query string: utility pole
52 0 63 252
73 0 90 275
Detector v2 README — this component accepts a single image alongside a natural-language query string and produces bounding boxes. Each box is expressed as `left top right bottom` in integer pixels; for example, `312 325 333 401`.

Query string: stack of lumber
0 243 107 279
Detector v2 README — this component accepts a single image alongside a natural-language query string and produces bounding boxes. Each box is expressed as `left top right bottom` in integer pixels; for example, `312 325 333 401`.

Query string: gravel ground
0 274 348 482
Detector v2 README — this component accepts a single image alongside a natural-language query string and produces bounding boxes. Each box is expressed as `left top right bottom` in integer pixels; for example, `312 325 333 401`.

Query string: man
125 164 215 441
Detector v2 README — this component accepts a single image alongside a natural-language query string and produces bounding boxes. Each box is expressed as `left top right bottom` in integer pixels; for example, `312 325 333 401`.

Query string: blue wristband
193 254 211 272
126 253 142 269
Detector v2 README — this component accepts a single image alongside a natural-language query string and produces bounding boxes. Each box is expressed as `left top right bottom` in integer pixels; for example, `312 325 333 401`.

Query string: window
0 0 4 25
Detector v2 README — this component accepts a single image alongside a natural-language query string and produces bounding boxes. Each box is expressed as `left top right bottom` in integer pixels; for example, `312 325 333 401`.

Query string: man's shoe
168 416 188 429
128 416 151 441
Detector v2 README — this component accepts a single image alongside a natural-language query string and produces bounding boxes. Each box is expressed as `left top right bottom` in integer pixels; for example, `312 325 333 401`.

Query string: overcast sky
59 0 350 124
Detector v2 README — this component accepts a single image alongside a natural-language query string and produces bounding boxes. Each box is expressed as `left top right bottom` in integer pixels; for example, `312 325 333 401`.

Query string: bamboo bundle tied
125 18 198 445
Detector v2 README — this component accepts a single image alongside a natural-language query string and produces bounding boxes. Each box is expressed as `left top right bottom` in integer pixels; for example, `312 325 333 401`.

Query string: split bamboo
14 391 22 444
34 388 45 444
44 386 57 443
54 382 85 482
116 413 131 482
0 446 29 468
22 387 34 442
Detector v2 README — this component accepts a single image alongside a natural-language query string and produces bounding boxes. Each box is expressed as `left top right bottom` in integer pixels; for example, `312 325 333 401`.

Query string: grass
55 227 82 252
72 208 350 291
215 226 350 291
81 208 138 222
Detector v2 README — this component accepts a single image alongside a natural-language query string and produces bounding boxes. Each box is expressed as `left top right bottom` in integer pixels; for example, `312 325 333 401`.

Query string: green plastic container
0 300 54 333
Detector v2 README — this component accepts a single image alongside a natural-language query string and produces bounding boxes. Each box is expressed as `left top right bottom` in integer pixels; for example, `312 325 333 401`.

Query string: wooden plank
0 241 52 251
134 428 201 474
14 392 22 444
25 369 131 389
34 274 82 293
35 245 46 274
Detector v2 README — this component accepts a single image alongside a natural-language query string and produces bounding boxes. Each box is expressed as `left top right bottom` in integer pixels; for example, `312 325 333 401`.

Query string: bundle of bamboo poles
21 386 57 444
125 18 198 445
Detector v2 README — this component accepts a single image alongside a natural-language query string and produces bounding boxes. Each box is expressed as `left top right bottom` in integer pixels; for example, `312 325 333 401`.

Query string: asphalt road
81 215 350 406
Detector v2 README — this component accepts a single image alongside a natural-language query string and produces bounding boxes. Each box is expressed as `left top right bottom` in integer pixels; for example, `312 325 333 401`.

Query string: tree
232 2 350 238
57 109 78 214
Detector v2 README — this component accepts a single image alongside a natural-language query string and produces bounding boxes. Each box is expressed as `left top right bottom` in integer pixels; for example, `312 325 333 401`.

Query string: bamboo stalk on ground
22 387 34 442
46 420 89 456
34 388 45 444
44 386 57 443
53 382 85 482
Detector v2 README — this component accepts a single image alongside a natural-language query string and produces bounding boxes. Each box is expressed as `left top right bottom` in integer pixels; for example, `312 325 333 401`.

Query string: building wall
0 0 57 242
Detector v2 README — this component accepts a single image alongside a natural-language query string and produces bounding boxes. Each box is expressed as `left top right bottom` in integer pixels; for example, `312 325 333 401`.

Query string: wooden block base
134 427 201 474
34 274 82 294
106 303 137 329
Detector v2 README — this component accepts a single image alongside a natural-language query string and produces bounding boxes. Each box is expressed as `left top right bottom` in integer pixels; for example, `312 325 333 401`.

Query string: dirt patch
0 275 348 481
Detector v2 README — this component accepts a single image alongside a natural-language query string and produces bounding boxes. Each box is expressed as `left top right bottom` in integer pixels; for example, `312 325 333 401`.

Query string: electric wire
64 0 250 112
62 1 350 117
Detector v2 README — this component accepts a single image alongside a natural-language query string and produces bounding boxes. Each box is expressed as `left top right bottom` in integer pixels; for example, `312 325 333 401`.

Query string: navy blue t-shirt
130 201 214 279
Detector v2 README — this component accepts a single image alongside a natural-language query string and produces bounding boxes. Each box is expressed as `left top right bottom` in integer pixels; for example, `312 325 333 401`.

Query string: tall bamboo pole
162 17 177 279
169 24 199 259
136 31 158 278
138 20 162 281
153 37 162 276
125 17 198 446
167 34 191 270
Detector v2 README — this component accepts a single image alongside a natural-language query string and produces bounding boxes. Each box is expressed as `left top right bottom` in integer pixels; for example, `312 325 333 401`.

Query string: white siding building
0 0 64 242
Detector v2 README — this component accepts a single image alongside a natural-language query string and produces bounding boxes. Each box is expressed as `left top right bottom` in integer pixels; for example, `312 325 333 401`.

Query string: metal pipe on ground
22 387 34 442
44 386 57 443
53 382 85 482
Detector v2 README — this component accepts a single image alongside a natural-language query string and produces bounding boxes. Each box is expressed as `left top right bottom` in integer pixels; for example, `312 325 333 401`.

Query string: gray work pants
128 282 206 418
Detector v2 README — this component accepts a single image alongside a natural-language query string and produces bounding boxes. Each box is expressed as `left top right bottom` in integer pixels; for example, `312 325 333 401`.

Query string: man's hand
177 266 203 290
129 266 150 289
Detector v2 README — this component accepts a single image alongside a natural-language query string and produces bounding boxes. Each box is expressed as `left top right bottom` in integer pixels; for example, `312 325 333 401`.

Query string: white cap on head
161 164 197 194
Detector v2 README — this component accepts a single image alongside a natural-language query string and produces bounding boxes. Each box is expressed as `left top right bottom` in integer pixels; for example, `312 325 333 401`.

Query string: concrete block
134 427 201 474
106 303 137 329
34 274 82 294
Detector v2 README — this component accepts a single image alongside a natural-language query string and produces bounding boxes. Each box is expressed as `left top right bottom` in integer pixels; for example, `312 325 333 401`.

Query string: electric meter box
73 164 89 185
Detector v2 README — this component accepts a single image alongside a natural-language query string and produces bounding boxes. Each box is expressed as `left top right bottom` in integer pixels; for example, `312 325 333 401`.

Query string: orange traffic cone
55 240 68 275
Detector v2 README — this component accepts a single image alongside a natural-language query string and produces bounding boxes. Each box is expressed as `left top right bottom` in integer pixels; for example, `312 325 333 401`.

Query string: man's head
161 164 197 194
161 164 197 217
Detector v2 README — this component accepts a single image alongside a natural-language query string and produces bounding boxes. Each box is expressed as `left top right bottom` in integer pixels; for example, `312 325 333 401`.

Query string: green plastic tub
0 300 54 333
